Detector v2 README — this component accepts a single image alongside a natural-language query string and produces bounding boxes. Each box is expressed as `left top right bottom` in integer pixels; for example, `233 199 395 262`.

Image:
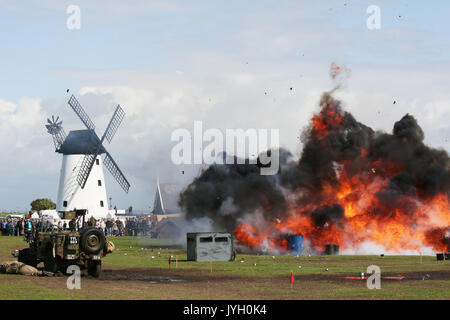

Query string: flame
234 102 450 254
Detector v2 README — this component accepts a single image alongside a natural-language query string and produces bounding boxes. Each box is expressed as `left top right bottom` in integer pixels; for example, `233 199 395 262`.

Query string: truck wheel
87 261 101 278
80 228 106 255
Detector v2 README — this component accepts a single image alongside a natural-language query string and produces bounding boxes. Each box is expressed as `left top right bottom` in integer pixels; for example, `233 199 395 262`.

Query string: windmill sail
103 152 130 193
102 104 125 143
76 153 98 189
65 94 130 194
68 95 96 131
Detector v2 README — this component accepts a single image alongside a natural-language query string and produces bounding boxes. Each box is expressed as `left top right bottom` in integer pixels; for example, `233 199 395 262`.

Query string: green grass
0 236 449 300
0 274 68 300
103 236 443 277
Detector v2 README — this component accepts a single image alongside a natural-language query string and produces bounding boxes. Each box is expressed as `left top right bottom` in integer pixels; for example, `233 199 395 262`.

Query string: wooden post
210 258 212 273
420 252 422 264
176 256 178 268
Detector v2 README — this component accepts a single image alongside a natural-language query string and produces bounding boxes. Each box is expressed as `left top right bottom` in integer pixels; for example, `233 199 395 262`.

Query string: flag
290 271 295 285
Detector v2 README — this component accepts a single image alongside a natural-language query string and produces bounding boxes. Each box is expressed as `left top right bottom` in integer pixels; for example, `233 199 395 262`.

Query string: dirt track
22 264 450 300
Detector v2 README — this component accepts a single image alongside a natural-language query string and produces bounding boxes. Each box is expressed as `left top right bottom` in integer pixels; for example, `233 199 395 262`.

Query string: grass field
0 235 448 300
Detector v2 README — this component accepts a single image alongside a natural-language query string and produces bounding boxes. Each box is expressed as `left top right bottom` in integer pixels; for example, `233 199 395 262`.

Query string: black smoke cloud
179 151 291 231
179 91 450 233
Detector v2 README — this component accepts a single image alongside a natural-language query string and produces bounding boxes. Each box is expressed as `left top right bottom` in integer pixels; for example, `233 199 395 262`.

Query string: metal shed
186 232 234 262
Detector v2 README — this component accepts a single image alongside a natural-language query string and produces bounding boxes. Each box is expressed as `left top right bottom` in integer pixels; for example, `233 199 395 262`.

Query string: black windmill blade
45 115 67 151
67 95 130 193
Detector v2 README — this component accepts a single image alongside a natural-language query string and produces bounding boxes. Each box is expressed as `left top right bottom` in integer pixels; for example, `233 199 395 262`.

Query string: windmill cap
58 129 106 154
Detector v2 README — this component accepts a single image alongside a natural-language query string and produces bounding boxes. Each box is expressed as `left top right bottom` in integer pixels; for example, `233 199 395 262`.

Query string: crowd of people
0 215 156 238
0 217 27 236
0 217 48 240
97 217 155 236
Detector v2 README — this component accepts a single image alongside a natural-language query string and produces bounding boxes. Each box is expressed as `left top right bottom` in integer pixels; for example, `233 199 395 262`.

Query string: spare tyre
80 228 106 254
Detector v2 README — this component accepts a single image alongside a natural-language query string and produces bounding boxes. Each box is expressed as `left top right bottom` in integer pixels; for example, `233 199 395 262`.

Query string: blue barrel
289 234 303 255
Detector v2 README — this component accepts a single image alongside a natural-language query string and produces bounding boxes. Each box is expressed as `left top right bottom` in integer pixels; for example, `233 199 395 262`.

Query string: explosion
180 69 450 255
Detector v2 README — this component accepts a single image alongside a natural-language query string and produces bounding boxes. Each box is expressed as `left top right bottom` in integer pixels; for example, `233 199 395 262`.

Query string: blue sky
1 0 449 212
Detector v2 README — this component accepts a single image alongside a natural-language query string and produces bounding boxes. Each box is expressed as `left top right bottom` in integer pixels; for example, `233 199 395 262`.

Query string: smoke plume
179 64 450 254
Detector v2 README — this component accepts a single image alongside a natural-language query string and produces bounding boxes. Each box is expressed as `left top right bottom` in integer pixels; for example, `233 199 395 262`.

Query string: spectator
113 222 119 236
35 219 43 232
88 216 96 227
116 219 123 236
7 219 15 236
100 219 106 234
69 219 76 231
1 219 7 235
106 219 113 236
17 218 24 236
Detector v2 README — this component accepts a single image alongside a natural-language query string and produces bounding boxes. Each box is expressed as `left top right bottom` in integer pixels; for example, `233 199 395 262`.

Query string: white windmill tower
45 95 130 219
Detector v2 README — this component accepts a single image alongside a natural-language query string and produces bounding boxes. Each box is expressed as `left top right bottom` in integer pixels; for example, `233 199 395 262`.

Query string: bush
30 198 56 211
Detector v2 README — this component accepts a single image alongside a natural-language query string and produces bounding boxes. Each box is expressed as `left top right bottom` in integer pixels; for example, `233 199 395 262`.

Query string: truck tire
87 260 101 278
80 228 106 255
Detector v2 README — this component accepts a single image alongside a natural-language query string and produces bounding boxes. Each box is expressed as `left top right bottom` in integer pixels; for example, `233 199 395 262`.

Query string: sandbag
1 261 23 274
0 261 40 276
19 264 40 276
105 240 115 254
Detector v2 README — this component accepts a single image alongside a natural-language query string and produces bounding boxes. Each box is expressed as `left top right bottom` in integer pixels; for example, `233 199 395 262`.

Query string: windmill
46 94 130 218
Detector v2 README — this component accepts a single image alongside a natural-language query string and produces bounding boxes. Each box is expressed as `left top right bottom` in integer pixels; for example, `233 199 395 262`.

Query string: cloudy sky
0 0 449 212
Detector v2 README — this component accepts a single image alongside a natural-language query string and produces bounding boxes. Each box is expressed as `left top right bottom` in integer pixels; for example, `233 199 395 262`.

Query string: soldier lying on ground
0 261 55 276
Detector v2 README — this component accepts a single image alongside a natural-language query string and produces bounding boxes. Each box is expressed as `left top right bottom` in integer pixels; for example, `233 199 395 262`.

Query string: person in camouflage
0 261 53 276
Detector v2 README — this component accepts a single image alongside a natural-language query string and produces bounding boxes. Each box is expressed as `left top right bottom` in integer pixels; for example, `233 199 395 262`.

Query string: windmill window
63 201 67 207
215 237 228 243
96 159 100 165
98 180 102 186
100 201 104 207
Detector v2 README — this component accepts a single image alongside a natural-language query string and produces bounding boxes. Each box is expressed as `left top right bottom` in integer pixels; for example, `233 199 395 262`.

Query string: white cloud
0 0 449 212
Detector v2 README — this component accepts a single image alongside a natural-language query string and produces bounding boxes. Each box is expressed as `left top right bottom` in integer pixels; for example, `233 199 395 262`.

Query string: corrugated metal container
289 234 303 255
187 232 234 262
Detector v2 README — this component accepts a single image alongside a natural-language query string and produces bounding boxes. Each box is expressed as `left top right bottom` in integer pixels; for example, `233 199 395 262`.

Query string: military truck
17 209 114 277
